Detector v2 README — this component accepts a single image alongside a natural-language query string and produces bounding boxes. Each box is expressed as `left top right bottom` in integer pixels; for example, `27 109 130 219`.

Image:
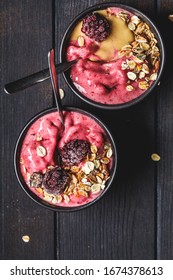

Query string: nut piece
36 145 47 157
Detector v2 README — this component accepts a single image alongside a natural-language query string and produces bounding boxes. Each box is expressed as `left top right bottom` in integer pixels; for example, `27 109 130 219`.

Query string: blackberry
81 12 110 42
30 172 43 188
61 139 90 166
42 166 69 195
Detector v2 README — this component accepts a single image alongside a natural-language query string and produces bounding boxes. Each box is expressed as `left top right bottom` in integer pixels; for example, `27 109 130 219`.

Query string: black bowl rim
60 2 165 110
14 106 117 212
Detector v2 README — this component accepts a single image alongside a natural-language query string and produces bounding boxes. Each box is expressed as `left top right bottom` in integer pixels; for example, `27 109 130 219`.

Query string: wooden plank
55 0 156 259
0 0 54 259
156 0 173 260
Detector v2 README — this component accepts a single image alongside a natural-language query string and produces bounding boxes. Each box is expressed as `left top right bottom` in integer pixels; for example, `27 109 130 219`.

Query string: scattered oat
44 192 53 201
138 81 149 90
127 71 137 80
128 22 136 31
36 135 42 141
36 145 47 157
142 63 150 74
78 35 85 46
139 71 145 79
106 147 113 158
22 235 30 243
150 73 158 81
64 194 70 203
59 88 65 99
71 166 79 173
82 161 95 174
56 195 63 203
91 183 101 194
151 153 161 161
126 85 134 91
131 15 141 25
90 144 98 154
168 15 173 22
78 189 88 197
101 157 110 164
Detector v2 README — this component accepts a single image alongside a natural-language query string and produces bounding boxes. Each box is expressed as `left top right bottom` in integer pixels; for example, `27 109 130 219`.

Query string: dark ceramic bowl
60 2 165 109
14 107 117 212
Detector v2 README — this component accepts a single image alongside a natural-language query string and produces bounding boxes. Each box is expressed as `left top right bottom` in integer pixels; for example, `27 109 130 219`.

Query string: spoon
4 58 78 95
48 48 64 126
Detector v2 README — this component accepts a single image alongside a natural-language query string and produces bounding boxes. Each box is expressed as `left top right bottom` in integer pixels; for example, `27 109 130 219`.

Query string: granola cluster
77 9 160 93
115 11 160 91
21 140 113 206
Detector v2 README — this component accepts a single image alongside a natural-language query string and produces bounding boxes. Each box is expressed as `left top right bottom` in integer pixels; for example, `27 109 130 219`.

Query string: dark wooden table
0 0 173 260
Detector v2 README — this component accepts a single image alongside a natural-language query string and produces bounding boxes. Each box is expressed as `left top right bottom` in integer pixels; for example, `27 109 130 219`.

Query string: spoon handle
48 49 64 126
4 59 77 95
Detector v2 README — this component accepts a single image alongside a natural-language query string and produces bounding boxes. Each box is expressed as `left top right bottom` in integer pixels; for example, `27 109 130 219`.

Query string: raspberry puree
66 7 160 105
20 110 114 207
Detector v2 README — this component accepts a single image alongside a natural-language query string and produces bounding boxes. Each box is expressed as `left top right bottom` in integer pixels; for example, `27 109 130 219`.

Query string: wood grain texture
0 0 55 259
156 0 173 260
55 0 156 260
1 0 170 260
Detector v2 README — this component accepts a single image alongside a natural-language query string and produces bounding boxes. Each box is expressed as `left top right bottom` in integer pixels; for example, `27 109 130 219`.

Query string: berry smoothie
66 7 161 105
19 109 114 207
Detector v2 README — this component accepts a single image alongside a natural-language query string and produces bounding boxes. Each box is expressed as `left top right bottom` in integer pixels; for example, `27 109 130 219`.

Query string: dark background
0 0 173 260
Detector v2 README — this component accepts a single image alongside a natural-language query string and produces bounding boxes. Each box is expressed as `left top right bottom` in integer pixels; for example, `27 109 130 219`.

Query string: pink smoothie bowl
14 107 117 212
60 3 165 109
